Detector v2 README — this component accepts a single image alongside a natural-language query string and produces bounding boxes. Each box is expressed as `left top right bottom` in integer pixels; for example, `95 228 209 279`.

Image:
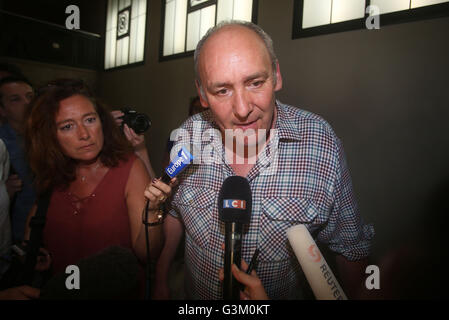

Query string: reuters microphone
218 176 252 300
287 224 347 300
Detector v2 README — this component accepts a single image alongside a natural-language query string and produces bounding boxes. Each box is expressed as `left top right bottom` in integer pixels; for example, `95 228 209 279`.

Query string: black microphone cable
142 200 164 299
142 174 170 299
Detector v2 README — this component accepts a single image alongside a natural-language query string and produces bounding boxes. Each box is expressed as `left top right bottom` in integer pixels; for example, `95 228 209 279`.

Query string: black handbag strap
21 189 52 285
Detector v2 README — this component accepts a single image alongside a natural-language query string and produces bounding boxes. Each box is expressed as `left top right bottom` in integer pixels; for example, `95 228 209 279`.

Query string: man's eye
251 80 264 88
86 117 97 123
216 89 228 95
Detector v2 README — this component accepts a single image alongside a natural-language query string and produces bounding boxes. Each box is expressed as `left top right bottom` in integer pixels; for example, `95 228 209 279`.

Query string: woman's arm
125 158 175 263
125 158 160 263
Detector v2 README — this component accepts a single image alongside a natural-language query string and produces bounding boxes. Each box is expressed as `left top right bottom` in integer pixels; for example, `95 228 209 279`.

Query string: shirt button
74 211 78 215
308 208 314 215
92 194 95 197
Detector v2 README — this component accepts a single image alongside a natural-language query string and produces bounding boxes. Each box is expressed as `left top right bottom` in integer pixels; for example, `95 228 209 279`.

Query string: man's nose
24 96 32 106
232 89 252 120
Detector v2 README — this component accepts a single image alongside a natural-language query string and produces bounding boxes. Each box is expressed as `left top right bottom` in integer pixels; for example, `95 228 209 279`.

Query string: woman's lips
79 143 94 150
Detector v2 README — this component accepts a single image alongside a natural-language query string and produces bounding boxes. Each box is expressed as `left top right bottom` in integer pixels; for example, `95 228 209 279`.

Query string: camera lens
132 114 151 134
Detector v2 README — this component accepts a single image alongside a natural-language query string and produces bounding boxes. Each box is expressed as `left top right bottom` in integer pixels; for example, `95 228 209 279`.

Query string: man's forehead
199 25 271 78
203 25 264 52
0 81 33 94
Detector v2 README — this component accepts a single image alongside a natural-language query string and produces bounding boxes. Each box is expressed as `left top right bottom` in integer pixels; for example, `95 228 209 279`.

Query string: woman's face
55 94 104 163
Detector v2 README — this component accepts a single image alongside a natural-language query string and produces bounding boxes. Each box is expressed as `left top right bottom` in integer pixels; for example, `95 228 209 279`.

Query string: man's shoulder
277 101 338 141
178 110 215 132
0 124 17 147
0 124 10 137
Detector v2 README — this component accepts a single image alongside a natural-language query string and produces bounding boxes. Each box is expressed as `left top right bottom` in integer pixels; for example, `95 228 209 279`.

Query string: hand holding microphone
218 255 269 300
287 224 347 300
143 146 194 221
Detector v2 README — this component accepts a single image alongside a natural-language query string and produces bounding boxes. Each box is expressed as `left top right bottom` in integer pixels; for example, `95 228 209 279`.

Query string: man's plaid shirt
168 101 374 299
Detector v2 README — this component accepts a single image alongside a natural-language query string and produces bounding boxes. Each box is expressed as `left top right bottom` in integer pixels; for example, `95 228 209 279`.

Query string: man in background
0 76 36 243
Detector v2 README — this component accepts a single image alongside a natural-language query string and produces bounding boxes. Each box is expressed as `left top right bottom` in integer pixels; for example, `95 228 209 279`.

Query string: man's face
196 26 282 147
0 81 34 124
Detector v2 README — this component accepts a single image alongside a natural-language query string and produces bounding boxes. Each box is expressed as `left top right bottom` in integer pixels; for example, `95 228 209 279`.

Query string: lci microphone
218 176 252 300
161 146 194 183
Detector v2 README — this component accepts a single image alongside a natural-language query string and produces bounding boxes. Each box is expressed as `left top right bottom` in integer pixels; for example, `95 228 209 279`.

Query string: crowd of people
0 20 375 300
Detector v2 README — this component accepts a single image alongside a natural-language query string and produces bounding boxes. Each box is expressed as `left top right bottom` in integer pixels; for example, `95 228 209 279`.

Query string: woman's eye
60 124 73 131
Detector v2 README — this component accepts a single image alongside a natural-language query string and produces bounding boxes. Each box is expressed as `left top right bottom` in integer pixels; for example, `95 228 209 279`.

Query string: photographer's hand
111 110 124 126
111 110 155 178
123 123 146 150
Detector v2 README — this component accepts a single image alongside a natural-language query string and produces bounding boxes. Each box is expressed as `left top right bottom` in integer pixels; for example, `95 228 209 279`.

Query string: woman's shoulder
113 153 137 169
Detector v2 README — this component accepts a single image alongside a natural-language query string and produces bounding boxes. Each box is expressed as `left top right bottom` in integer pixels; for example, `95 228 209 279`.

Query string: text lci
223 199 246 210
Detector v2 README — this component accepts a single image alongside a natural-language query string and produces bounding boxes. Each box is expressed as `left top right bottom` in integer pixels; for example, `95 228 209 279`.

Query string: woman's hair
25 78 133 193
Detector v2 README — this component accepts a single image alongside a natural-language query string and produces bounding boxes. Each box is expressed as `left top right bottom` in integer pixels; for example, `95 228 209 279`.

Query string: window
160 0 258 60
105 0 147 70
292 0 449 39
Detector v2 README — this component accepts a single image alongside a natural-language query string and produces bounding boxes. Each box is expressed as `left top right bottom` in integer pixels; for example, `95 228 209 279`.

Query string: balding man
154 21 374 300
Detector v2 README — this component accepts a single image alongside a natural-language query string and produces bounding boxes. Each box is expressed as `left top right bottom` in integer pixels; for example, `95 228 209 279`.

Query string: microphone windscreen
218 176 252 224
40 246 140 300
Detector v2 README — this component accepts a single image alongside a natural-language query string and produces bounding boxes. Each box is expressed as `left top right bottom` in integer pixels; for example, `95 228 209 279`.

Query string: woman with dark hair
22 79 174 279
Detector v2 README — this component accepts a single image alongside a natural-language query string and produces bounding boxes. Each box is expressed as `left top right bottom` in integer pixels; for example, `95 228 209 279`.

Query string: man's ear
274 61 283 92
195 80 209 109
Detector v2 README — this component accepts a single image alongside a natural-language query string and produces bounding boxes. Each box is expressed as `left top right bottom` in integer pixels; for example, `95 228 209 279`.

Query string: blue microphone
161 146 194 183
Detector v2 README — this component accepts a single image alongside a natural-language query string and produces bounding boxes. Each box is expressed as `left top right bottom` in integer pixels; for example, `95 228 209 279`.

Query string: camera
119 107 152 134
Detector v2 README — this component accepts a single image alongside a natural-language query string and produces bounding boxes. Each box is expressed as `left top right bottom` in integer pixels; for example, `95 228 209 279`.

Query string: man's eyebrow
244 72 269 82
209 81 230 89
209 72 270 88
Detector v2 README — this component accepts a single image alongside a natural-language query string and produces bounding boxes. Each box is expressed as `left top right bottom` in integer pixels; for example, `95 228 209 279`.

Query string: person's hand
123 123 146 150
6 174 22 198
218 260 269 300
35 247 51 272
144 178 178 211
111 110 146 150
111 110 124 127
0 286 40 300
